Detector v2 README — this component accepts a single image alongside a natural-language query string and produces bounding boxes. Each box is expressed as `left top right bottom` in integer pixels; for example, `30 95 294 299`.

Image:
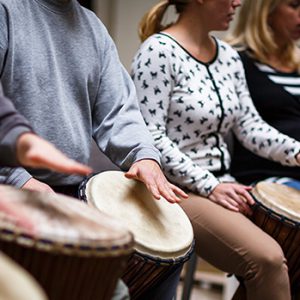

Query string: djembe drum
251 182 300 293
0 252 47 300
0 185 133 300
79 171 194 299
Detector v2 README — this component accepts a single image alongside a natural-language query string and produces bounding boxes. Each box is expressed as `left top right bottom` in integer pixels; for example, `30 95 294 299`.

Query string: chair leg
222 275 239 300
181 252 198 300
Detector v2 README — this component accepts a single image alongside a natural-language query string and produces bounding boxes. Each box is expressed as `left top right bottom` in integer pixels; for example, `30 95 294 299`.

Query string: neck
266 54 295 73
265 37 297 72
164 13 216 63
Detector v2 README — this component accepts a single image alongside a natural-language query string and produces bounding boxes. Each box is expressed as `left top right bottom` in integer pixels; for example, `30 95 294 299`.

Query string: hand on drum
0 200 34 233
208 183 255 215
124 159 188 203
17 132 92 175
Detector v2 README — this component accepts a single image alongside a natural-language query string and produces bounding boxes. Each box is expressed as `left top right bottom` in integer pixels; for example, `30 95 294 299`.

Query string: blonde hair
227 0 300 71
139 0 189 42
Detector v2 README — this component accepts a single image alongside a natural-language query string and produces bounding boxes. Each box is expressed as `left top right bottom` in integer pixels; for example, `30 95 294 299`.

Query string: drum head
252 182 300 222
0 185 132 255
84 171 194 259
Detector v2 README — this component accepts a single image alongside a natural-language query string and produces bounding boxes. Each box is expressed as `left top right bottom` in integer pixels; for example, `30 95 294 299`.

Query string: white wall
111 0 162 70
92 0 112 29
94 0 179 70
93 0 237 71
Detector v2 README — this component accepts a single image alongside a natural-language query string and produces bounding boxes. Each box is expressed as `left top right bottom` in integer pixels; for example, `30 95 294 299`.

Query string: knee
251 246 288 277
260 250 287 271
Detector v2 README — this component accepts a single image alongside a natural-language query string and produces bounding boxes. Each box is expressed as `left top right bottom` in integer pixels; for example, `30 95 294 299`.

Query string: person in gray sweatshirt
0 82 92 174
0 0 186 202
0 0 187 299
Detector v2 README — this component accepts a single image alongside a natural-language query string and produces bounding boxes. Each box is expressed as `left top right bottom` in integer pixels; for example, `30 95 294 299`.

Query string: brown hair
138 0 189 42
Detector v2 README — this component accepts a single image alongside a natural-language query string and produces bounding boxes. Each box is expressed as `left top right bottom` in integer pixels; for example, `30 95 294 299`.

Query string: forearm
153 134 219 196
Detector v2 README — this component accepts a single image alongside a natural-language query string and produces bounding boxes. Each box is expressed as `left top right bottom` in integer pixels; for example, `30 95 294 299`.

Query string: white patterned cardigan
131 33 300 197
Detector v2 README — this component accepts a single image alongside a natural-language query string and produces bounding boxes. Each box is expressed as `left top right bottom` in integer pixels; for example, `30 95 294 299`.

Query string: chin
218 24 230 31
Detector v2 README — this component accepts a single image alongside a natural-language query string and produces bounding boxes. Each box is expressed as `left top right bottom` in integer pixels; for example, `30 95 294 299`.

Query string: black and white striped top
255 63 300 97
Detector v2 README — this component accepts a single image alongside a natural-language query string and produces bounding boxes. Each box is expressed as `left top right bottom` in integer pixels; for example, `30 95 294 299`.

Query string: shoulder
136 34 179 57
75 3 106 31
132 33 182 72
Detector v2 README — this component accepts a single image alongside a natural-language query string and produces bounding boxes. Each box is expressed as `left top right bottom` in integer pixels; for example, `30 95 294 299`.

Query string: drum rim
133 239 195 265
0 185 134 257
250 191 300 228
0 225 134 257
79 171 195 257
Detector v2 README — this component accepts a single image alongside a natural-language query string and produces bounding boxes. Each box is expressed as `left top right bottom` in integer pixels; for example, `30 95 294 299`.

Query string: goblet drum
251 182 300 293
0 185 133 300
79 171 195 299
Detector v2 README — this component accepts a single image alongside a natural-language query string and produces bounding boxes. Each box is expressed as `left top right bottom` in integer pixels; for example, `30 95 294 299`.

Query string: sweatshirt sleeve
0 6 33 186
232 55 300 166
91 26 161 170
132 37 219 196
0 85 33 166
0 90 33 186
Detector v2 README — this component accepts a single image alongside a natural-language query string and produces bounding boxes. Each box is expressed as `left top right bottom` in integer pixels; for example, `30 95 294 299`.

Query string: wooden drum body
251 182 300 292
79 171 194 299
0 185 133 300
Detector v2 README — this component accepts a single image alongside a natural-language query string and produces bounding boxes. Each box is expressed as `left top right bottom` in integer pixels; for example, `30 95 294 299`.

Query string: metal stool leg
181 252 198 300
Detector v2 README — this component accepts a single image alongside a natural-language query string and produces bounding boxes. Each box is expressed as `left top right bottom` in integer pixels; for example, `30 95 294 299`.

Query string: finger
147 182 162 200
238 189 255 206
236 200 252 216
156 181 179 203
31 156 92 175
224 196 240 209
225 189 252 215
162 190 181 203
169 183 189 199
219 199 239 212
48 160 92 175
124 171 137 180
0 203 35 234
244 186 253 191
227 191 252 215
65 162 93 175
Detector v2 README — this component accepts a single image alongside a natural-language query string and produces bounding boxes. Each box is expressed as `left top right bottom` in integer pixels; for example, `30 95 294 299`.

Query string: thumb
124 169 137 179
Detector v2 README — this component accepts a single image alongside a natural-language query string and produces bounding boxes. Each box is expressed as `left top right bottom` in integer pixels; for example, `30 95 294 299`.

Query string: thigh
179 193 284 276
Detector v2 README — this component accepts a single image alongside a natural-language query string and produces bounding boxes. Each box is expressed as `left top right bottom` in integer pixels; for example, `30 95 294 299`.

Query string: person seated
132 0 300 299
227 0 300 190
0 0 188 299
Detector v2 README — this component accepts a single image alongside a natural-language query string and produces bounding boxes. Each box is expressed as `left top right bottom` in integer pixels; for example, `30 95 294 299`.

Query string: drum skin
79 171 194 299
251 182 300 293
0 185 133 300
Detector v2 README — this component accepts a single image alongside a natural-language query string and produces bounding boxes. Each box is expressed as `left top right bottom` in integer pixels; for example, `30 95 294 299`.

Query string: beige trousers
180 193 291 300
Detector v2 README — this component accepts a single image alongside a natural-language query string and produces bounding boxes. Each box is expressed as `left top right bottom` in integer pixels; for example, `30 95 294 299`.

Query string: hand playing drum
79 171 194 299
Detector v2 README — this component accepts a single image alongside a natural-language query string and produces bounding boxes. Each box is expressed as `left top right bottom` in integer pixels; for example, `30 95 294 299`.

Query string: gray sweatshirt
0 0 160 187
0 84 32 166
